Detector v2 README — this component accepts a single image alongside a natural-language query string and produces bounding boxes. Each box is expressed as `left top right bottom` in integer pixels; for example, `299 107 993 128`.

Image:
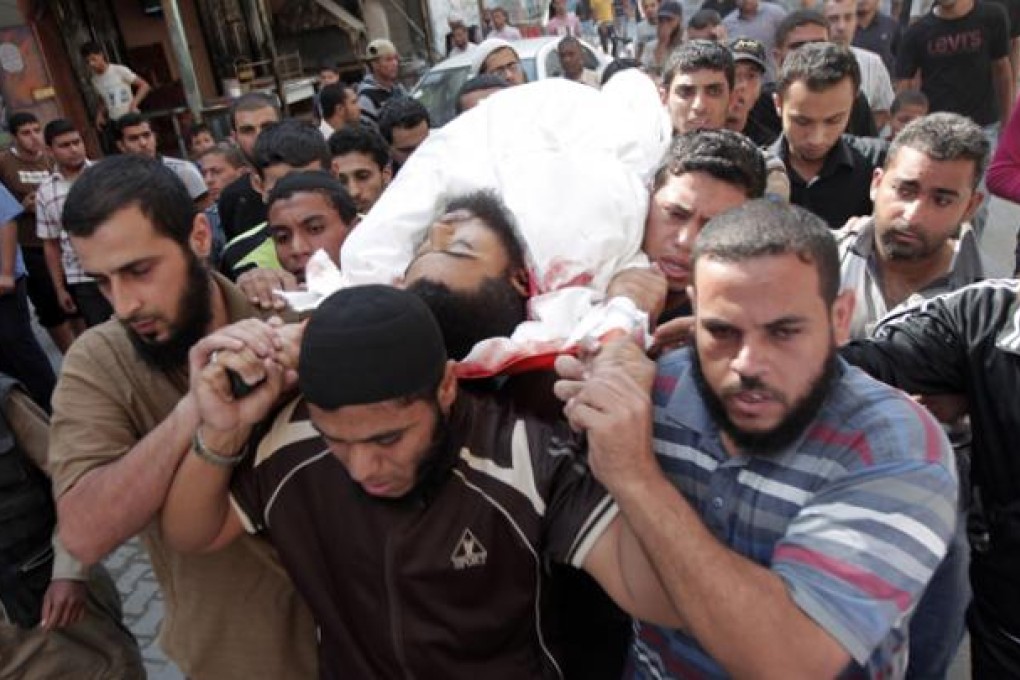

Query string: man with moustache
556 200 958 677
641 129 765 335
835 111 988 679
46 155 316 679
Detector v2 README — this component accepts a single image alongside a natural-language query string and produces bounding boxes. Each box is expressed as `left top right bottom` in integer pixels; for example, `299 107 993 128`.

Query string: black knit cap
298 285 448 409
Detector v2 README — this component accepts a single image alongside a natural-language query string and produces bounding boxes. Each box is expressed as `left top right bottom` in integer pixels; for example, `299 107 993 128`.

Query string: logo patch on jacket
451 528 488 569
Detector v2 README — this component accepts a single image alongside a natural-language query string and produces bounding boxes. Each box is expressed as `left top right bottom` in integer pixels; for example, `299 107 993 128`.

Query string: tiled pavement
105 539 184 680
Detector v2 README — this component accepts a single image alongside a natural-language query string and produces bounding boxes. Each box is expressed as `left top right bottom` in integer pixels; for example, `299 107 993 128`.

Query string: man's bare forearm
161 425 249 554
0 221 15 279
42 239 66 293
613 471 850 679
58 395 198 564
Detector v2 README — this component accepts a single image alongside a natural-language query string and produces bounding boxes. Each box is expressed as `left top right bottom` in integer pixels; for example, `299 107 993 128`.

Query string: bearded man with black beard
555 200 960 678
46 154 318 679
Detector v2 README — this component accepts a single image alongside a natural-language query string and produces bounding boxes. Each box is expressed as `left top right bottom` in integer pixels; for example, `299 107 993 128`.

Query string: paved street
34 196 1020 680
104 540 183 680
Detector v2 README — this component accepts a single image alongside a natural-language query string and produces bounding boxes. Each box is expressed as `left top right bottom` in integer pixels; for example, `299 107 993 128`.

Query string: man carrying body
80 41 150 153
161 283 682 679
823 0 895 130
35 119 112 328
557 199 958 677
115 113 208 207
642 130 765 330
770 42 886 228
0 111 75 352
217 92 281 241
357 39 408 128
49 155 316 679
835 112 988 678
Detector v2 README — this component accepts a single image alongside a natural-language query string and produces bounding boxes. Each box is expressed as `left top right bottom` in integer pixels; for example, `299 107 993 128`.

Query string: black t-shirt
230 393 616 679
897 2 1010 125
746 83 878 147
217 173 267 242
770 134 884 229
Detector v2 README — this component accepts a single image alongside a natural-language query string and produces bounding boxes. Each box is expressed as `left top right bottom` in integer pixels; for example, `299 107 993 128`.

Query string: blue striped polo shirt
629 350 958 679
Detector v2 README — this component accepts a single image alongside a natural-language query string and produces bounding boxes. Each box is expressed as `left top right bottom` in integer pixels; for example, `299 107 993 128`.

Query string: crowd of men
3 0 1020 677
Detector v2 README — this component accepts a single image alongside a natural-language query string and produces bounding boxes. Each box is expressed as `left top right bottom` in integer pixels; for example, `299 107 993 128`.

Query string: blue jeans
906 512 971 679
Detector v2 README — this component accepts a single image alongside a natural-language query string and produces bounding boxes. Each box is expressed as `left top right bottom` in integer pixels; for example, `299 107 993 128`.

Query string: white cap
469 38 516 77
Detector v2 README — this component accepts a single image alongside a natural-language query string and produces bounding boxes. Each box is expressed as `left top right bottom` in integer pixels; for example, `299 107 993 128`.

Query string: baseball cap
729 37 767 71
657 1 683 20
364 39 398 61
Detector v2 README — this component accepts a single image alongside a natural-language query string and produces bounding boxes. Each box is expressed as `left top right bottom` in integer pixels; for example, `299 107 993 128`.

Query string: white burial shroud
286 70 672 376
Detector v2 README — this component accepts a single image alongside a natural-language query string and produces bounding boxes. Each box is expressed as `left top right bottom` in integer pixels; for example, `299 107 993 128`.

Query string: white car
412 36 612 127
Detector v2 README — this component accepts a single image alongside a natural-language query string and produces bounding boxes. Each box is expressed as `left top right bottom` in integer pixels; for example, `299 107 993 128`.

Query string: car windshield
413 58 538 127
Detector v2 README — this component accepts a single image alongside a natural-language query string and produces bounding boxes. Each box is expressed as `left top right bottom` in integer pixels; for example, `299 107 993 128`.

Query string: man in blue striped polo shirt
556 199 958 678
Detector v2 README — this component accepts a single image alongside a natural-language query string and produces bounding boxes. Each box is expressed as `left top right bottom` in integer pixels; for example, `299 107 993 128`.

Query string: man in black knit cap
161 284 680 679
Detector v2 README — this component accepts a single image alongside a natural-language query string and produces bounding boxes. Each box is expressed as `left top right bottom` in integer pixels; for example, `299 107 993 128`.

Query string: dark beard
124 254 213 372
690 341 839 456
878 226 938 262
358 403 454 504
405 275 527 360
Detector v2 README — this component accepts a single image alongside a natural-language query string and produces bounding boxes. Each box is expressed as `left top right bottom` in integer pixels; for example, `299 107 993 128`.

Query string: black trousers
0 277 56 412
22 246 66 328
968 592 1020 678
